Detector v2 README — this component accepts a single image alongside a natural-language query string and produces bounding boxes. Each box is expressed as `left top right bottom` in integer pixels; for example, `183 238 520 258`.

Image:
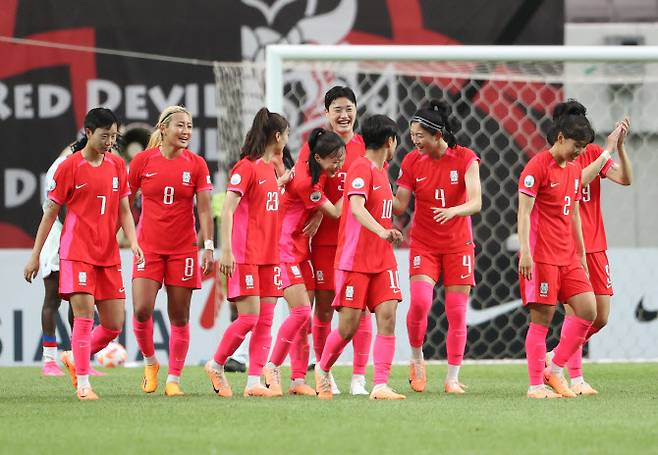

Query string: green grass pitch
1 363 657 454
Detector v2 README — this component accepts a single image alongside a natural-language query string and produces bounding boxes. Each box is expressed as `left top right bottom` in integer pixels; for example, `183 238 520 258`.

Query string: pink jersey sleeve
518 156 545 198
346 160 372 200
48 157 73 205
396 151 415 190
195 154 213 192
128 152 144 193
227 159 254 196
297 142 310 164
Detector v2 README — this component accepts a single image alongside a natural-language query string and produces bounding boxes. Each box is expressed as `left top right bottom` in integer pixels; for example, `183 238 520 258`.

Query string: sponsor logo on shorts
345 285 354 300
291 265 301 277
524 175 535 188
539 282 549 297
460 274 471 279
137 261 145 271
230 173 241 185
450 170 458 184
316 270 324 283
78 272 87 285
182 276 193 282
413 255 421 268
118 287 125 293
182 171 191 184
112 177 119 191
245 274 254 289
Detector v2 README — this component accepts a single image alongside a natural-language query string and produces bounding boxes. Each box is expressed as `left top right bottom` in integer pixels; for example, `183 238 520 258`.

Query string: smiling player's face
326 97 356 136
161 112 193 150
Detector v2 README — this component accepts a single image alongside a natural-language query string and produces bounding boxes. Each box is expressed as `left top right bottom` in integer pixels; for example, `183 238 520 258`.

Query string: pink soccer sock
373 335 396 385
290 322 310 380
214 314 258 365
312 315 331 360
168 324 190 376
552 316 593 368
445 291 468 366
565 321 601 377
71 317 93 376
248 301 275 376
352 311 372 375
406 281 434 348
525 322 549 386
132 317 155 358
90 325 121 355
269 306 311 366
319 329 350 372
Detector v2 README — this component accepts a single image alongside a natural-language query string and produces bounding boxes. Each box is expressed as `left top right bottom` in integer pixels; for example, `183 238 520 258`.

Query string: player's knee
133 308 153 322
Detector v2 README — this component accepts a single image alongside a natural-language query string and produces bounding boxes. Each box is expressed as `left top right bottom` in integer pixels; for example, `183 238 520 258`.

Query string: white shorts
40 219 62 278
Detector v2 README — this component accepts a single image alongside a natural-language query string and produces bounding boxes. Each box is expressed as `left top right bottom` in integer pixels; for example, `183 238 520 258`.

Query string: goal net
214 45 658 361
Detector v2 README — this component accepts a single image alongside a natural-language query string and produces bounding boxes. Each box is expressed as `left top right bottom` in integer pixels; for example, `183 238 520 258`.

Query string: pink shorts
132 251 202 289
59 259 125 301
520 259 593 306
227 264 283 301
333 269 402 312
586 251 613 296
311 245 336 291
280 260 315 290
409 247 476 286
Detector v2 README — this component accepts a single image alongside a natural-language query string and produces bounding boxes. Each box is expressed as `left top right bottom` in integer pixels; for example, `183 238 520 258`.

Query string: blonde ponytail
147 105 192 149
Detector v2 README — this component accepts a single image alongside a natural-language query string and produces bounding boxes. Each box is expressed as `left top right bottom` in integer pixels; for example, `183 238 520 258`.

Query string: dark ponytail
307 128 345 185
282 145 295 170
411 99 460 147
241 107 289 160
546 99 594 146
70 107 120 152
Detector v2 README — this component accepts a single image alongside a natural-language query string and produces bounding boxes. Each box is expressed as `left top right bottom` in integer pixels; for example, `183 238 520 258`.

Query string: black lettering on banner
13 310 22 362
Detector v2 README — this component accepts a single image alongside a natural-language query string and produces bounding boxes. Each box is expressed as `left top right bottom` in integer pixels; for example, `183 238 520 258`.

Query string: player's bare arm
517 193 535 281
219 190 241 277
349 195 402 244
393 186 411 216
196 189 214 275
23 200 61 282
119 197 144 265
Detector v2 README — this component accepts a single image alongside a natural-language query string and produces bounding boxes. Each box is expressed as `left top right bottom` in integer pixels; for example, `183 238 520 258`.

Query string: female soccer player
263 128 345 396
518 100 616 399
393 99 481 394
129 106 214 396
549 104 631 395
24 107 144 400
315 114 405 401
204 107 288 398
297 86 372 395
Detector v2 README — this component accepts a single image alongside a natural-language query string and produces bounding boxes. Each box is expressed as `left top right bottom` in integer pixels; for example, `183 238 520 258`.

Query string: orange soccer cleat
76 387 99 401
60 351 77 389
571 381 598 396
243 383 279 397
543 368 577 398
164 382 185 397
288 382 316 396
408 360 426 392
314 365 333 400
204 361 232 398
141 363 160 393
263 364 283 397
444 380 467 395
369 385 406 400
527 385 562 399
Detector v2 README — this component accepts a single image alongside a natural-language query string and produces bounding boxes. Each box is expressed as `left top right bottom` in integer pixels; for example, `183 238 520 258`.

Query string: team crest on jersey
291 265 301 277
182 171 191 184
539 282 549 297
413 255 421 268
206 175 212 184
524 175 535 188
351 177 365 189
112 177 119 191
450 170 459 184
310 191 322 203
245 274 254 289
47 179 56 191
345 285 354 300
316 270 324 283
78 272 87 285
230 174 241 185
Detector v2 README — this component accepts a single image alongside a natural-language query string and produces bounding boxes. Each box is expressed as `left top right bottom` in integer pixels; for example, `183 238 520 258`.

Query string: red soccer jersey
279 162 328 263
335 156 397 273
576 143 614 253
298 133 366 247
397 146 479 253
227 157 280 265
49 152 130 266
129 148 213 255
518 151 583 266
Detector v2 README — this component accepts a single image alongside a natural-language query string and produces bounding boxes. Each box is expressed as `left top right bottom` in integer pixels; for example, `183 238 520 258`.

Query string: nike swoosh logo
373 186 381 190
118 287 125 293
145 172 157 177
259 180 267 184
75 183 87 189
635 297 658 322
466 299 523 326
416 177 427 182
182 276 193 281
550 183 559 187
460 274 471 279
